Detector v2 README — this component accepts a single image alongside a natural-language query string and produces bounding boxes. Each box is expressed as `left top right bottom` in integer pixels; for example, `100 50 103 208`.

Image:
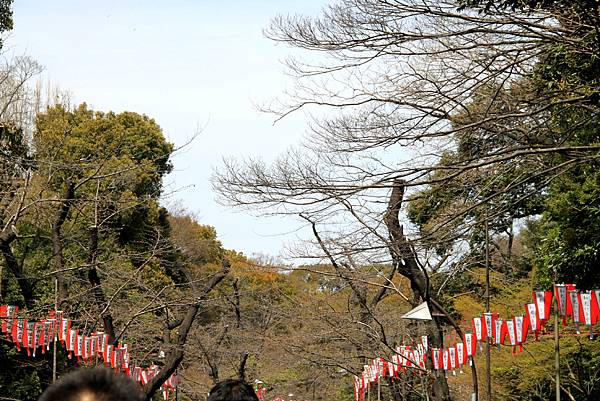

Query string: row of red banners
0 306 177 399
353 284 600 401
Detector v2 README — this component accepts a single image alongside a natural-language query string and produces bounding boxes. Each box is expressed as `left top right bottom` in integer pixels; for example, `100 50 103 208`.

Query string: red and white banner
0 306 178 399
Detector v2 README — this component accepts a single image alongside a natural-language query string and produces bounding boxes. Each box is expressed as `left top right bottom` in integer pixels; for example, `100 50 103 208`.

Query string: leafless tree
214 1 599 400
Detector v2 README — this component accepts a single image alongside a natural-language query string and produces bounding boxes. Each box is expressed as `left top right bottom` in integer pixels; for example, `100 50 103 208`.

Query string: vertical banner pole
485 214 491 401
554 284 561 401
53 278 58 383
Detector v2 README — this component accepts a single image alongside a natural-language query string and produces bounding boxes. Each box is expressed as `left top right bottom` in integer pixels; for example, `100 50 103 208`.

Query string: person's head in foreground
207 379 259 401
38 367 145 401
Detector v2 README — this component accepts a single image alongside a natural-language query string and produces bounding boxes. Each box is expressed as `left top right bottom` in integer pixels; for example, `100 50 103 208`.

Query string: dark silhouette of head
38 367 145 401
207 379 259 401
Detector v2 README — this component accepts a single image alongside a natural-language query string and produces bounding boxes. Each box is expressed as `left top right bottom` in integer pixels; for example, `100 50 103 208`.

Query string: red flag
431 348 441 370
0 305 7 333
555 284 575 326
442 349 449 372
99 333 108 357
45 321 54 351
5 306 18 339
354 375 361 401
525 303 540 340
395 354 403 376
11 315 20 344
28 322 38 356
21 319 29 352
448 346 456 372
33 322 42 357
593 290 600 324
505 319 519 354
83 337 91 360
494 319 507 345
533 290 553 329
401 348 411 369
60 318 70 345
76 334 83 361
565 284 577 317
38 321 46 353
140 369 149 385
483 312 500 341
463 332 476 357
514 315 528 352
67 328 76 359
361 367 369 391
580 291 594 326
456 342 465 368
123 345 130 375
568 290 582 332
23 320 32 356
105 344 113 367
472 317 486 342
91 335 98 358
14 318 24 350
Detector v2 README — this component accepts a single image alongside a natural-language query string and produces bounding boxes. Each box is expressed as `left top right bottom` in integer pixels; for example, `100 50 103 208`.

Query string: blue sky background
6 0 327 260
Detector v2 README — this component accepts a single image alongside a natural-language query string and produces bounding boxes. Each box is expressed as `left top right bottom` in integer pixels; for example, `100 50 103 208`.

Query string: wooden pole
53 277 58 383
485 215 491 401
554 284 561 401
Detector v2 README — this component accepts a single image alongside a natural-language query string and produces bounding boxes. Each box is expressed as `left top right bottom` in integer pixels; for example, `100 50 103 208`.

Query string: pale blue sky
6 0 327 259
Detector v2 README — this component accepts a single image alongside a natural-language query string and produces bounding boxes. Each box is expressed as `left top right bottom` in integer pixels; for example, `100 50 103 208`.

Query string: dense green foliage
0 0 13 49
408 0 600 399
1 102 195 399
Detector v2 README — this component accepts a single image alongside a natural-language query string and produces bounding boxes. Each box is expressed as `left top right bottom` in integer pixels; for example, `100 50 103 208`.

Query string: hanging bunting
534 290 553 329
463 332 476 359
4 305 18 339
456 342 465 369
555 284 576 326
494 318 506 345
0 305 178 399
506 319 517 353
483 312 498 341
525 303 539 340
44 320 54 351
513 315 528 352
442 349 449 374
431 348 441 370
448 347 456 374
472 317 485 343
593 290 600 324
569 290 582 333
60 316 70 344
579 291 595 339
354 375 361 401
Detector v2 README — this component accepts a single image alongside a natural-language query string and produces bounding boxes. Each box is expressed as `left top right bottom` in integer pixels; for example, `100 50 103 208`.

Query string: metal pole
485 213 491 401
377 378 381 401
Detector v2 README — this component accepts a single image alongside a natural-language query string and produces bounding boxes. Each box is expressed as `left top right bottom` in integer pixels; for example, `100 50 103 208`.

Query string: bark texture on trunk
383 179 452 401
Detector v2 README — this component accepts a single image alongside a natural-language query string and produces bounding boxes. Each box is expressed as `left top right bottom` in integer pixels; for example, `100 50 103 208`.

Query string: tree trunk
52 179 75 307
384 179 451 401
0 228 34 307
86 224 116 343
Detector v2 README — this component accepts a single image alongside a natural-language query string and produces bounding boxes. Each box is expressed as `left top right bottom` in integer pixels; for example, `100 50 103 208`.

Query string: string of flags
353 284 600 401
0 306 178 400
